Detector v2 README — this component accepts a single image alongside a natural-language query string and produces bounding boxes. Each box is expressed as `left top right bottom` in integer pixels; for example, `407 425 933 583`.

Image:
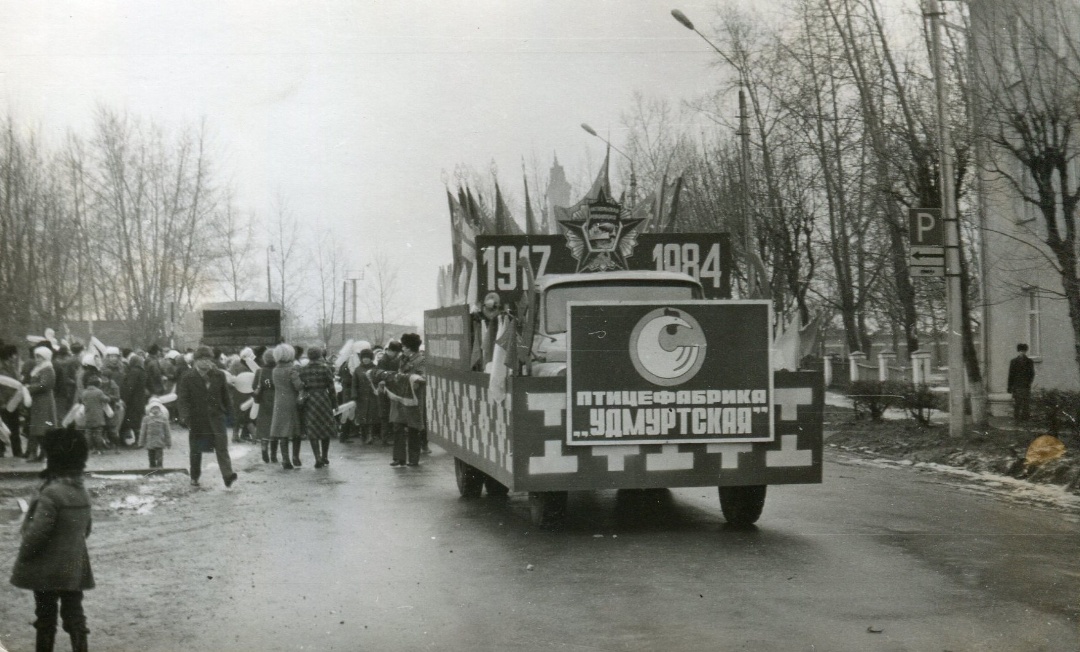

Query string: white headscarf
31 347 54 377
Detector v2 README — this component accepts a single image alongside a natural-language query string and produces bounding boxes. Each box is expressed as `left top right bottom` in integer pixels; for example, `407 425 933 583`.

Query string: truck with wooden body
424 226 823 527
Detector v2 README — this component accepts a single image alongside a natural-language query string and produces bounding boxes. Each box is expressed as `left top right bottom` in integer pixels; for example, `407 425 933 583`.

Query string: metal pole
928 0 966 437
739 89 755 297
266 246 272 302
342 279 347 344
352 278 358 324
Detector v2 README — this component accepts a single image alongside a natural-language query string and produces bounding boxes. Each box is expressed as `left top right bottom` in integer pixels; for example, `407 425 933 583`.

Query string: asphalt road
2 439 1077 652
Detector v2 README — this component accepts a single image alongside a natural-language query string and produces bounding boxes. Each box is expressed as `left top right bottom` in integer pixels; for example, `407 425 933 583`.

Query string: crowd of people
1 334 425 652
0 332 428 487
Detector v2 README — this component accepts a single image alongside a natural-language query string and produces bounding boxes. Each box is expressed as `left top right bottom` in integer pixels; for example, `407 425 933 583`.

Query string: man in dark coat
1007 343 1036 423
120 355 150 447
375 341 401 446
176 346 238 488
144 344 166 397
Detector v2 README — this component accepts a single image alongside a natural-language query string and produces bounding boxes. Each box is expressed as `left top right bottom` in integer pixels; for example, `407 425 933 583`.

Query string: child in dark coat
139 399 172 469
10 426 94 652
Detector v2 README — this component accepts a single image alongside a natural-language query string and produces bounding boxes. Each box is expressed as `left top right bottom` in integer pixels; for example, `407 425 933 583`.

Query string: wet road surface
2 439 1077 651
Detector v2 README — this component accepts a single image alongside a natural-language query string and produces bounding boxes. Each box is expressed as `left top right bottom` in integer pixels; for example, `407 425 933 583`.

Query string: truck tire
484 476 509 497
718 485 766 526
455 458 484 499
528 491 568 527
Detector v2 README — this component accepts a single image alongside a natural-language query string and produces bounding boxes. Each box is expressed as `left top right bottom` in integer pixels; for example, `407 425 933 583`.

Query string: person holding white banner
0 343 27 458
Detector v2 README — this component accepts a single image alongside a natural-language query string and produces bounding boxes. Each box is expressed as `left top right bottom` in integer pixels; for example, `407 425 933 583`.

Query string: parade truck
424 222 823 527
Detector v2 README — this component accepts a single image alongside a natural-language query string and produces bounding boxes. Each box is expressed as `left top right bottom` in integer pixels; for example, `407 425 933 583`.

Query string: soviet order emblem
628 307 707 386
559 187 644 273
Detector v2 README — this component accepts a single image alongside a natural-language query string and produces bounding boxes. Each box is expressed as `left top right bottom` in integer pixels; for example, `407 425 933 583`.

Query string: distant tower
545 152 572 234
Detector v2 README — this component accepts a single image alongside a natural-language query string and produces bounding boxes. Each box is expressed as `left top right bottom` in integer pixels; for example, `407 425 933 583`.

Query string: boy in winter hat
10 426 94 652
140 399 172 469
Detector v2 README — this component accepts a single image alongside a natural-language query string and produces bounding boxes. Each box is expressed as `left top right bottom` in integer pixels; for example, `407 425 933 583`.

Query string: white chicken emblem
629 307 707 386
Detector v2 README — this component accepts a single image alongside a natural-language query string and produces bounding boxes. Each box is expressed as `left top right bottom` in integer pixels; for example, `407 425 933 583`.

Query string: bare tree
974 0 1080 378
211 196 259 302
311 225 349 345
268 194 307 340
361 251 404 347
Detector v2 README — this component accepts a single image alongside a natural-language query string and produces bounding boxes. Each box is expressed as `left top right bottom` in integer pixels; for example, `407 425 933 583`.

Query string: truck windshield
544 282 699 334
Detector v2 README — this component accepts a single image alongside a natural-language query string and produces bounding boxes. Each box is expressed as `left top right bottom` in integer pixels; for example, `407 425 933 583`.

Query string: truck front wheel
528 491 568 527
455 458 485 498
718 485 766 526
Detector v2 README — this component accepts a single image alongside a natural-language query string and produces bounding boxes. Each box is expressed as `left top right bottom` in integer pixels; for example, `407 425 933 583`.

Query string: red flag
523 172 539 236
494 182 524 235
447 190 464 281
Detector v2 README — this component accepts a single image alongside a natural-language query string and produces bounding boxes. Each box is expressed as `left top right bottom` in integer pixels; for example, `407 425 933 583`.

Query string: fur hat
81 353 100 369
386 340 402 353
42 427 89 476
401 333 422 351
105 346 121 357
359 348 374 361
165 349 180 360
194 345 215 361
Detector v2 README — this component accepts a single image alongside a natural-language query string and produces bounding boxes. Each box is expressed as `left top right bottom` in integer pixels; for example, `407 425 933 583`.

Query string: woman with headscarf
297 346 338 468
24 345 58 463
253 348 278 463
269 344 304 469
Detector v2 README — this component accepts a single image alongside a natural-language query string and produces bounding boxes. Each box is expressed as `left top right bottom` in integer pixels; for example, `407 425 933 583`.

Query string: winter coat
252 366 276 440
79 386 109 429
121 361 150 431
53 355 78 420
269 362 303 440
144 356 166 396
10 475 95 592
176 367 232 453
351 363 381 425
1007 354 1036 394
140 413 171 450
26 365 58 438
298 361 338 440
378 352 426 430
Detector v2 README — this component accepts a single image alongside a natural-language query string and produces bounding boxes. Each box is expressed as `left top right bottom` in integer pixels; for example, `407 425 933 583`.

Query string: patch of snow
835 453 1080 513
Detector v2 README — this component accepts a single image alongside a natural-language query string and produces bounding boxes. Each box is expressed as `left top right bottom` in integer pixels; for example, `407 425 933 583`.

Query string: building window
1024 288 1042 357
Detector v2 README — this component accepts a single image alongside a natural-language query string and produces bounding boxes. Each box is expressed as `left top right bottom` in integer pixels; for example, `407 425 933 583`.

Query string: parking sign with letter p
908 208 943 247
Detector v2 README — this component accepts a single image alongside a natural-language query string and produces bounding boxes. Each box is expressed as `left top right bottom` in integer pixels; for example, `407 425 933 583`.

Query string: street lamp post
266 244 275 303
671 9 756 297
580 123 636 208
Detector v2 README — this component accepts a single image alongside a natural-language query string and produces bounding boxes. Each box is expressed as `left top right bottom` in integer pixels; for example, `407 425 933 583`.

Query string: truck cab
531 271 704 375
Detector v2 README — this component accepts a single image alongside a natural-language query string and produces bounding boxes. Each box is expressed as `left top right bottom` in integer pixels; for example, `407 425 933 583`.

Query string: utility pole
738 89 755 298
927 0 966 437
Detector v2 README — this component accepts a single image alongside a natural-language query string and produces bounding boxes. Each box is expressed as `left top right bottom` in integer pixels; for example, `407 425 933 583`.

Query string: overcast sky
3 0 756 326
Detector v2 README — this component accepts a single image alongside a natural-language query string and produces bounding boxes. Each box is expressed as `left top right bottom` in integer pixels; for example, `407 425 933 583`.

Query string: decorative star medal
558 187 644 273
